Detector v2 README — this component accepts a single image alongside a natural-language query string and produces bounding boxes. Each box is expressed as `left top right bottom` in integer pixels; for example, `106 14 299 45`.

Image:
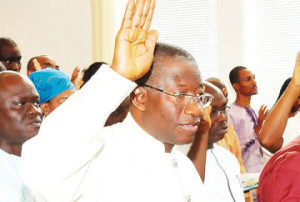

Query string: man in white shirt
21 0 212 201
0 71 43 201
204 82 245 202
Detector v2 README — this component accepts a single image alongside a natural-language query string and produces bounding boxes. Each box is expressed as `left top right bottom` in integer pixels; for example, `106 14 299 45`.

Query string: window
244 0 300 107
152 0 217 79
116 0 218 80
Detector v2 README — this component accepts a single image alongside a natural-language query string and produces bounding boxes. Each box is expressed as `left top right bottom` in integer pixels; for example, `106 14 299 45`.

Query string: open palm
111 0 159 81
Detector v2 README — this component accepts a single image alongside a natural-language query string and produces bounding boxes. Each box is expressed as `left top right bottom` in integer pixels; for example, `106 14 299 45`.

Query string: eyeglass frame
0 56 22 64
211 106 231 116
142 84 213 108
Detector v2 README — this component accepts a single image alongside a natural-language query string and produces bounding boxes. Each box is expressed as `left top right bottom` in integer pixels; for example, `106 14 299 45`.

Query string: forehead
51 89 75 102
37 57 56 65
0 45 21 59
211 92 226 107
157 57 202 89
0 75 38 101
239 69 254 79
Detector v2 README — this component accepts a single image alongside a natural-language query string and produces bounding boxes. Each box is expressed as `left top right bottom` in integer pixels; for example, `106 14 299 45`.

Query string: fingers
292 51 300 86
32 59 42 71
121 0 135 29
259 105 269 119
145 30 159 54
131 0 146 28
121 0 155 31
143 0 155 31
71 66 80 82
205 105 212 113
139 0 151 30
201 105 212 129
260 104 267 111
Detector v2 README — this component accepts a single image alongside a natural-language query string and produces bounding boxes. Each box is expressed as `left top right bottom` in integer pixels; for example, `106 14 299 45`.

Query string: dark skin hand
187 106 211 182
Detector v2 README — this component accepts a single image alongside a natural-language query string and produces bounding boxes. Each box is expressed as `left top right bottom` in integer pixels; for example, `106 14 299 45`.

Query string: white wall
0 0 92 77
216 0 245 105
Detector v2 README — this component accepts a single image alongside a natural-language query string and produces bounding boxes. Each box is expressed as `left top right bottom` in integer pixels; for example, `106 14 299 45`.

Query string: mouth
178 121 200 132
218 124 228 134
29 118 42 127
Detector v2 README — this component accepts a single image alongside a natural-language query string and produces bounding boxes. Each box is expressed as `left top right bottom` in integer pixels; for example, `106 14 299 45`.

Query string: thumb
145 30 159 54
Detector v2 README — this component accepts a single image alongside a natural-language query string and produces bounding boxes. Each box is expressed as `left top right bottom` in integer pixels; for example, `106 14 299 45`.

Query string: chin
215 133 225 142
176 134 195 145
26 129 40 139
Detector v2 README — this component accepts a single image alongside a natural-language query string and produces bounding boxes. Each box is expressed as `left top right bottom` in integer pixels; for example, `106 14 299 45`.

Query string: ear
40 102 51 116
232 83 239 91
130 86 148 111
27 70 34 76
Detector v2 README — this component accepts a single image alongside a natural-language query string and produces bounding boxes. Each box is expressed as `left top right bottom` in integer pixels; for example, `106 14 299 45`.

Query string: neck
235 94 251 108
164 143 173 153
207 143 213 150
0 141 22 156
130 109 174 153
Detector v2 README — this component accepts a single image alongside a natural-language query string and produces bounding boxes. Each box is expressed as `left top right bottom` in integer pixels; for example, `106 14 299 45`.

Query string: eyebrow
43 63 52 66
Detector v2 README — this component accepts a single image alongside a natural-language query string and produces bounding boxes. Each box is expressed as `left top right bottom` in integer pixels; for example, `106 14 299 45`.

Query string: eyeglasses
142 84 213 108
0 57 21 65
211 106 230 116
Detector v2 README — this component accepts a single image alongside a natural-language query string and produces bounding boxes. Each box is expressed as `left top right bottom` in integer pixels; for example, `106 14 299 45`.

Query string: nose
184 98 203 117
27 103 42 117
216 112 227 122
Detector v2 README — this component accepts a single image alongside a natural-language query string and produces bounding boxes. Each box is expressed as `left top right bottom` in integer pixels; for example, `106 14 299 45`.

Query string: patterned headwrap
29 67 75 104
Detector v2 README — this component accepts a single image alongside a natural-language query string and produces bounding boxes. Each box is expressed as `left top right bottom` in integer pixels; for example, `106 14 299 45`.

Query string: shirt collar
120 112 166 155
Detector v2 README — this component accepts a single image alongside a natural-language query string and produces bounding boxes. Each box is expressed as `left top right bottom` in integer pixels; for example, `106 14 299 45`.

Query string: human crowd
1 0 300 201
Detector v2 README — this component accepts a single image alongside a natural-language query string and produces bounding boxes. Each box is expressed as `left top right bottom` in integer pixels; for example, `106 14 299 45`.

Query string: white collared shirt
204 144 245 202
0 148 34 202
21 65 208 202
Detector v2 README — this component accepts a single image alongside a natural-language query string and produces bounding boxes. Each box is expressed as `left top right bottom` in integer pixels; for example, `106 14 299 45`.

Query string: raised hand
111 0 159 81
71 66 82 89
199 106 212 133
258 52 300 153
187 105 212 181
291 51 300 88
258 105 269 123
255 104 269 135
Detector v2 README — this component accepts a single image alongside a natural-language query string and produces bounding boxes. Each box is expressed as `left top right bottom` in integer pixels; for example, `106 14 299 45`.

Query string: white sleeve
20 65 137 201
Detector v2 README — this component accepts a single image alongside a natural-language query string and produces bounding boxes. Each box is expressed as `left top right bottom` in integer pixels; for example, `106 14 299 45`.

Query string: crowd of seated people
1 0 300 202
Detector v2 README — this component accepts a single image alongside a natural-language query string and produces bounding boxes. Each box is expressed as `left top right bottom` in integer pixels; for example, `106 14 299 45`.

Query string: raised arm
259 52 300 153
111 0 158 81
21 0 158 200
255 104 269 136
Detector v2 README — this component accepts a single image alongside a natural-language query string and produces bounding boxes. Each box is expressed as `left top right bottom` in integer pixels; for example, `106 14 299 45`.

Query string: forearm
21 65 137 198
187 130 209 182
259 84 299 153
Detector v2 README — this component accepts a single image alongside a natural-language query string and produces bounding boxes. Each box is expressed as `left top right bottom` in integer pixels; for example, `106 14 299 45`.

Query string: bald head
206 78 225 90
204 82 225 102
204 81 228 148
0 71 33 91
206 77 228 102
0 71 42 156
0 37 21 72
27 55 58 76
